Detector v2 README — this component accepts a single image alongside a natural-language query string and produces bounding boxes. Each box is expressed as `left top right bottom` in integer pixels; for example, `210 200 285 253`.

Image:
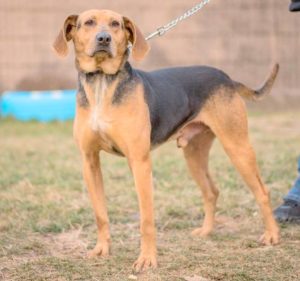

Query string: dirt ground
0 110 300 281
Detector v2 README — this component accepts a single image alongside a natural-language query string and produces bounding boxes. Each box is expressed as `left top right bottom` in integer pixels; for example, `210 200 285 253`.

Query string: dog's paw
191 227 212 237
87 242 110 258
259 230 280 246
133 254 157 273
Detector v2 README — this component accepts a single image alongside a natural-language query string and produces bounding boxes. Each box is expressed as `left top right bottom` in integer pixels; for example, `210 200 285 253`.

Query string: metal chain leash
145 0 211 41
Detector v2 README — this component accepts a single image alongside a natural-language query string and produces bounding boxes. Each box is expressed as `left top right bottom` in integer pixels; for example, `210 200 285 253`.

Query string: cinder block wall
0 0 299 101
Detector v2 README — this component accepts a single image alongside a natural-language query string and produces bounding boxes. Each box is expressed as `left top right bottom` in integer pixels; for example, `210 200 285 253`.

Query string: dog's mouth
90 46 113 58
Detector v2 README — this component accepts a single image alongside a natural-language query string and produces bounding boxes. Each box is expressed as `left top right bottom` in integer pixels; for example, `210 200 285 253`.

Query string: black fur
112 63 138 104
134 66 234 146
77 74 89 108
112 145 124 156
85 71 101 84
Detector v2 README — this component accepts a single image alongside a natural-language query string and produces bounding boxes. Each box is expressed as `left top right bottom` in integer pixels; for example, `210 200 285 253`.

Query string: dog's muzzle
92 31 112 56
96 31 111 45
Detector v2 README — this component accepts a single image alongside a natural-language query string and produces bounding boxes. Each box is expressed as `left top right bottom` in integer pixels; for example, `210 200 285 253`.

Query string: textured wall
0 0 299 101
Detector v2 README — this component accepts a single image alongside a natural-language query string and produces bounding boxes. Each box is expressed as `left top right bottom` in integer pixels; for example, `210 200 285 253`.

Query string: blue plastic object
0 90 77 122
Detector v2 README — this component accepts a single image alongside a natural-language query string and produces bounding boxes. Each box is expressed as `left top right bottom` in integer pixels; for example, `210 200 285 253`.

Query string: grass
0 111 300 281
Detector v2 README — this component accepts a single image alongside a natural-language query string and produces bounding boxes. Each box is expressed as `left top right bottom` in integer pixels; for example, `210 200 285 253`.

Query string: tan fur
194 93 279 243
237 63 279 100
54 9 280 273
53 15 78 57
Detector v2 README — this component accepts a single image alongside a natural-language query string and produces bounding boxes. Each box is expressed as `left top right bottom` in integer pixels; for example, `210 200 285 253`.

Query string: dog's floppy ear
53 15 78 58
123 17 150 61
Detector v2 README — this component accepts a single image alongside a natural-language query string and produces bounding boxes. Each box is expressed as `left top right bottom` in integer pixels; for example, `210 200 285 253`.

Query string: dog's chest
89 76 113 134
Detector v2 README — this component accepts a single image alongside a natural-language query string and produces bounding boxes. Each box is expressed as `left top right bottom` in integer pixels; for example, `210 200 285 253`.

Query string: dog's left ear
53 15 78 58
123 17 150 61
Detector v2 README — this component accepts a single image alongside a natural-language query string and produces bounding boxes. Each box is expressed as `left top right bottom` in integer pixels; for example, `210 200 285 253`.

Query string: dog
53 9 280 272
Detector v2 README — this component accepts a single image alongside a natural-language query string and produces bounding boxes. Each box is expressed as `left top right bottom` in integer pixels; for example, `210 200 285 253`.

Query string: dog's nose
96 32 111 45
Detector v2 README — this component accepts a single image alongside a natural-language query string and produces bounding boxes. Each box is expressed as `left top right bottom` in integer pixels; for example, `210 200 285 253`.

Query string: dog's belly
136 66 234 146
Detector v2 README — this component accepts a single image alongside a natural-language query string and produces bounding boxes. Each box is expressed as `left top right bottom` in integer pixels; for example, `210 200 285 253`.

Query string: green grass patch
1 111 300 280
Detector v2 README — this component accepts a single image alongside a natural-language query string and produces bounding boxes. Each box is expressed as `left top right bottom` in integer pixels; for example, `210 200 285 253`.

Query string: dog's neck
79 59 133 89
77 52 135 132
77 55 134 109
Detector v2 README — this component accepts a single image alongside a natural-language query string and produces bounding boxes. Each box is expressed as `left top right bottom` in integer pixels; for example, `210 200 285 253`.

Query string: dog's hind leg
201 93 280 245
183 128 219 237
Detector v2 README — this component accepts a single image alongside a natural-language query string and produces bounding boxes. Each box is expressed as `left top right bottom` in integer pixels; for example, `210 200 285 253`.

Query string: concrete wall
0 0 299 101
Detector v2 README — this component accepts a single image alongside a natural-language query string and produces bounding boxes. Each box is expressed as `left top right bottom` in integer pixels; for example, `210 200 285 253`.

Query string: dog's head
53 9 150 74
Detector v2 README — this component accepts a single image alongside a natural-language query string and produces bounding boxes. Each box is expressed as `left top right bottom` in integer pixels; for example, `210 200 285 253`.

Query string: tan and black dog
53 9 280 272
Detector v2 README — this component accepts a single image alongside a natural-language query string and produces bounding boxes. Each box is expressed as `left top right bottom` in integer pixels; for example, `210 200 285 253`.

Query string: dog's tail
236 63 279 101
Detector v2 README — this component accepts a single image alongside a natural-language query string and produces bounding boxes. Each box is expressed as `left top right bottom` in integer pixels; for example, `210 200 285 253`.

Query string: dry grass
0 110 300 281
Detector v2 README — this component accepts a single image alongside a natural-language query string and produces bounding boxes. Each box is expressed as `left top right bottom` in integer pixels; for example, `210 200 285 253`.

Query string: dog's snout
96 32 111 45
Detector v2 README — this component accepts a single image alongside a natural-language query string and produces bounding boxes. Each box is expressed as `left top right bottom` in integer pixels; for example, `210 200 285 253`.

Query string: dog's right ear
53 15 78 58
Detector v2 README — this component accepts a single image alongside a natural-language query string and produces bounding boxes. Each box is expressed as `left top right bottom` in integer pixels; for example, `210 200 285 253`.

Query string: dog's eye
111 20 120 28
85 19 95 26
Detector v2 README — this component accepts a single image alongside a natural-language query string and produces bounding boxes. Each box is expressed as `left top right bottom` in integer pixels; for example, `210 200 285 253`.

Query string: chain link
145 0 211 41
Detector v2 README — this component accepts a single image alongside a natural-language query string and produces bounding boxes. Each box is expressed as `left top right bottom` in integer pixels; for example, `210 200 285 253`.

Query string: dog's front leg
81 151 110 258
129 154 157 272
